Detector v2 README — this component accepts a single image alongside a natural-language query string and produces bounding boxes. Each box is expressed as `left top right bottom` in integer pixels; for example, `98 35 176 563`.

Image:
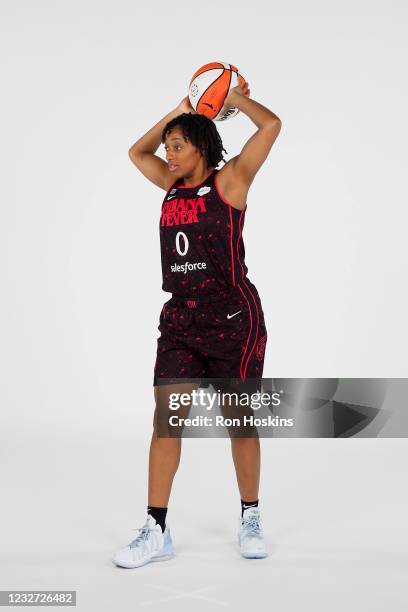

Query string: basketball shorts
153 278 267 386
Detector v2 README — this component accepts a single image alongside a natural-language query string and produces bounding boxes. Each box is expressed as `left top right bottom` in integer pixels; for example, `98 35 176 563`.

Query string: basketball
188 62 247 122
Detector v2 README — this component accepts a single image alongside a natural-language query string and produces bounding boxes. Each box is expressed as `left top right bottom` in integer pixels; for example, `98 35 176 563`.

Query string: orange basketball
188 62 247 121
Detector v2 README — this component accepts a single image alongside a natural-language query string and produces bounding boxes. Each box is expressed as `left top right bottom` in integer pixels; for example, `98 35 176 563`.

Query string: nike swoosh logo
243 504 257 509
227 310 241 319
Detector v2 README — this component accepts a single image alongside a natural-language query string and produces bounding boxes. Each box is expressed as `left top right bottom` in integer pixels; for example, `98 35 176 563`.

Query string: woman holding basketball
113 70 281 568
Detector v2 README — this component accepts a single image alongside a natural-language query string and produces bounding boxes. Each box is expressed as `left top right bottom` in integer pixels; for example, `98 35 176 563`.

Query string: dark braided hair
161 113 227 169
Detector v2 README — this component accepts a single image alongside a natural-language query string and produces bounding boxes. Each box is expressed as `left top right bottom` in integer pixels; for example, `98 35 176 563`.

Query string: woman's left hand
177 95 197 114
220 80 250 114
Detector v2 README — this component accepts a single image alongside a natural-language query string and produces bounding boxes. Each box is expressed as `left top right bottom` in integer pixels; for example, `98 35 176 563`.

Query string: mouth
168 164 178 172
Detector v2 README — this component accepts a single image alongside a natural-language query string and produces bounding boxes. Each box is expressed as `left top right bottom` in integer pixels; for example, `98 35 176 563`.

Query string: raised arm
128 97 194 191
219 83 281 190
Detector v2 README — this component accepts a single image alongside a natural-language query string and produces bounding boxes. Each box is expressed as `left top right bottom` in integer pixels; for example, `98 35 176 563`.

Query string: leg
113 384 187 569
217 381 261 501
148 382 198 507
230 436 260 501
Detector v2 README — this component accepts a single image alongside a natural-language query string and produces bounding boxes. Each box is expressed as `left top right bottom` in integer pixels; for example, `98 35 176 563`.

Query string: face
164 127 203 177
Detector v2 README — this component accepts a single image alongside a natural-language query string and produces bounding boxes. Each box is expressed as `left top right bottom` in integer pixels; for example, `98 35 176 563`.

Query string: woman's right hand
176 96 196 114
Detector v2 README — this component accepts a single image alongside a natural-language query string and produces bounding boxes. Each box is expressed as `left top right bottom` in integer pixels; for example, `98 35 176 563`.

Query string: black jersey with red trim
159 168 248 297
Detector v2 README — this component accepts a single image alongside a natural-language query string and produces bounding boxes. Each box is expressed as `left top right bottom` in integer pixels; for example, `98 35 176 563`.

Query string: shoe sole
113 544 174 569
241 551 268 559
113 553 174 569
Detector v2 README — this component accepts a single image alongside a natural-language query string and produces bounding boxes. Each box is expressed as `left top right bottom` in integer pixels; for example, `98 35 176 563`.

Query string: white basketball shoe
238 507 268 559
113 515 174 568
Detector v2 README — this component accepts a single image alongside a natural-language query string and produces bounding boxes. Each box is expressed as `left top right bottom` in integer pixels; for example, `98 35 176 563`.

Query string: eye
164 144 182 151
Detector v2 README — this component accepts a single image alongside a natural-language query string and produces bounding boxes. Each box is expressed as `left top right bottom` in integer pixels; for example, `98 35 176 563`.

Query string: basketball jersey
159 168 248 296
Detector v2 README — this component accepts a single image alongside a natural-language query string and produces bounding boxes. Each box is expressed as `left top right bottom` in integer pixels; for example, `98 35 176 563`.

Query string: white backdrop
1 0 408 432
1 1 407 610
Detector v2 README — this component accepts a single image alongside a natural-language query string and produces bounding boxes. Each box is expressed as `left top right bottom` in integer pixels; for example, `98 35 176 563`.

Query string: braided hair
161 113 228 169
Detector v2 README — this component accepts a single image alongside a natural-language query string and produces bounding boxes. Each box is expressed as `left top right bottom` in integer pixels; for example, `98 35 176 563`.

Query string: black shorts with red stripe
153 277 267 385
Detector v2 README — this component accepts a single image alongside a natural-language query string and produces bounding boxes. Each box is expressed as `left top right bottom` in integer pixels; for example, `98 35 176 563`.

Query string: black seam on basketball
224 67 232 116
210 64 233 119
212 66 233 117
195 68 225 112
194 68 230 116
189 65 226 86
221 64 233 114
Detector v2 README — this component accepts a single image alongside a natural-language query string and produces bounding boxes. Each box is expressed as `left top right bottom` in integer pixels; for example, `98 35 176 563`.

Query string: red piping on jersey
241 278 260 378
237 209 246 278
214 173 238 287
238 283 252 381
228 204 235 286
176 168 216 189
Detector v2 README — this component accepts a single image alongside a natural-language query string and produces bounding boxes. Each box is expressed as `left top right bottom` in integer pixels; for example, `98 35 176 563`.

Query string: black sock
147 506 167 533
241 499 259 517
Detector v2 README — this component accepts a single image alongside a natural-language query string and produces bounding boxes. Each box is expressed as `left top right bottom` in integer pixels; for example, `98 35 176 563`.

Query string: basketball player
113 81 281 568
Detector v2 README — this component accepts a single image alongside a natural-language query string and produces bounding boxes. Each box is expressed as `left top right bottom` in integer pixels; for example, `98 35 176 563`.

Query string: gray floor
1 429 407 611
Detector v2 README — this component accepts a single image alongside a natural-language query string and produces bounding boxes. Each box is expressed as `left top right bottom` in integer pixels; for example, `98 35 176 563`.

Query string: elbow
262 117 282 139
128 145 136 159
266 117 282 130
128 147 142 164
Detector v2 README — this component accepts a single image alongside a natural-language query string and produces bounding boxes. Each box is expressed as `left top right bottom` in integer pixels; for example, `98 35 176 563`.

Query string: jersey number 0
175 231 189 257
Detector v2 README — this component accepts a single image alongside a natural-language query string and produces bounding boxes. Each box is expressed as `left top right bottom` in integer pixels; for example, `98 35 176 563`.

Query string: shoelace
129 526 153 549
242 515 262 538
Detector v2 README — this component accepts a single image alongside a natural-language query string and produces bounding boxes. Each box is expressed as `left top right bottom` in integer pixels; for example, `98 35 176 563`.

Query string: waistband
171 283 243 308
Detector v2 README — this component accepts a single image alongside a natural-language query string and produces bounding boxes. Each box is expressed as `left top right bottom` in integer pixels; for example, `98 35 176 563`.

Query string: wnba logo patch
256 335 267 361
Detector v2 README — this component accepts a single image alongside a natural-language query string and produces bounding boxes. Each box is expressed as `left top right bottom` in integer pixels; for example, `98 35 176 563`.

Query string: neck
181 166 214 186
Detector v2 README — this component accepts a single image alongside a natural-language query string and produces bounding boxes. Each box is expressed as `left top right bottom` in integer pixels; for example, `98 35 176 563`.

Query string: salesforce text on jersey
171 261 207 274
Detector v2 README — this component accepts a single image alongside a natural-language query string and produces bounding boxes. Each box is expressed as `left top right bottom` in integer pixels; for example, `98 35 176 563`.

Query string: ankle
147 506 167 532
241 499 259 517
